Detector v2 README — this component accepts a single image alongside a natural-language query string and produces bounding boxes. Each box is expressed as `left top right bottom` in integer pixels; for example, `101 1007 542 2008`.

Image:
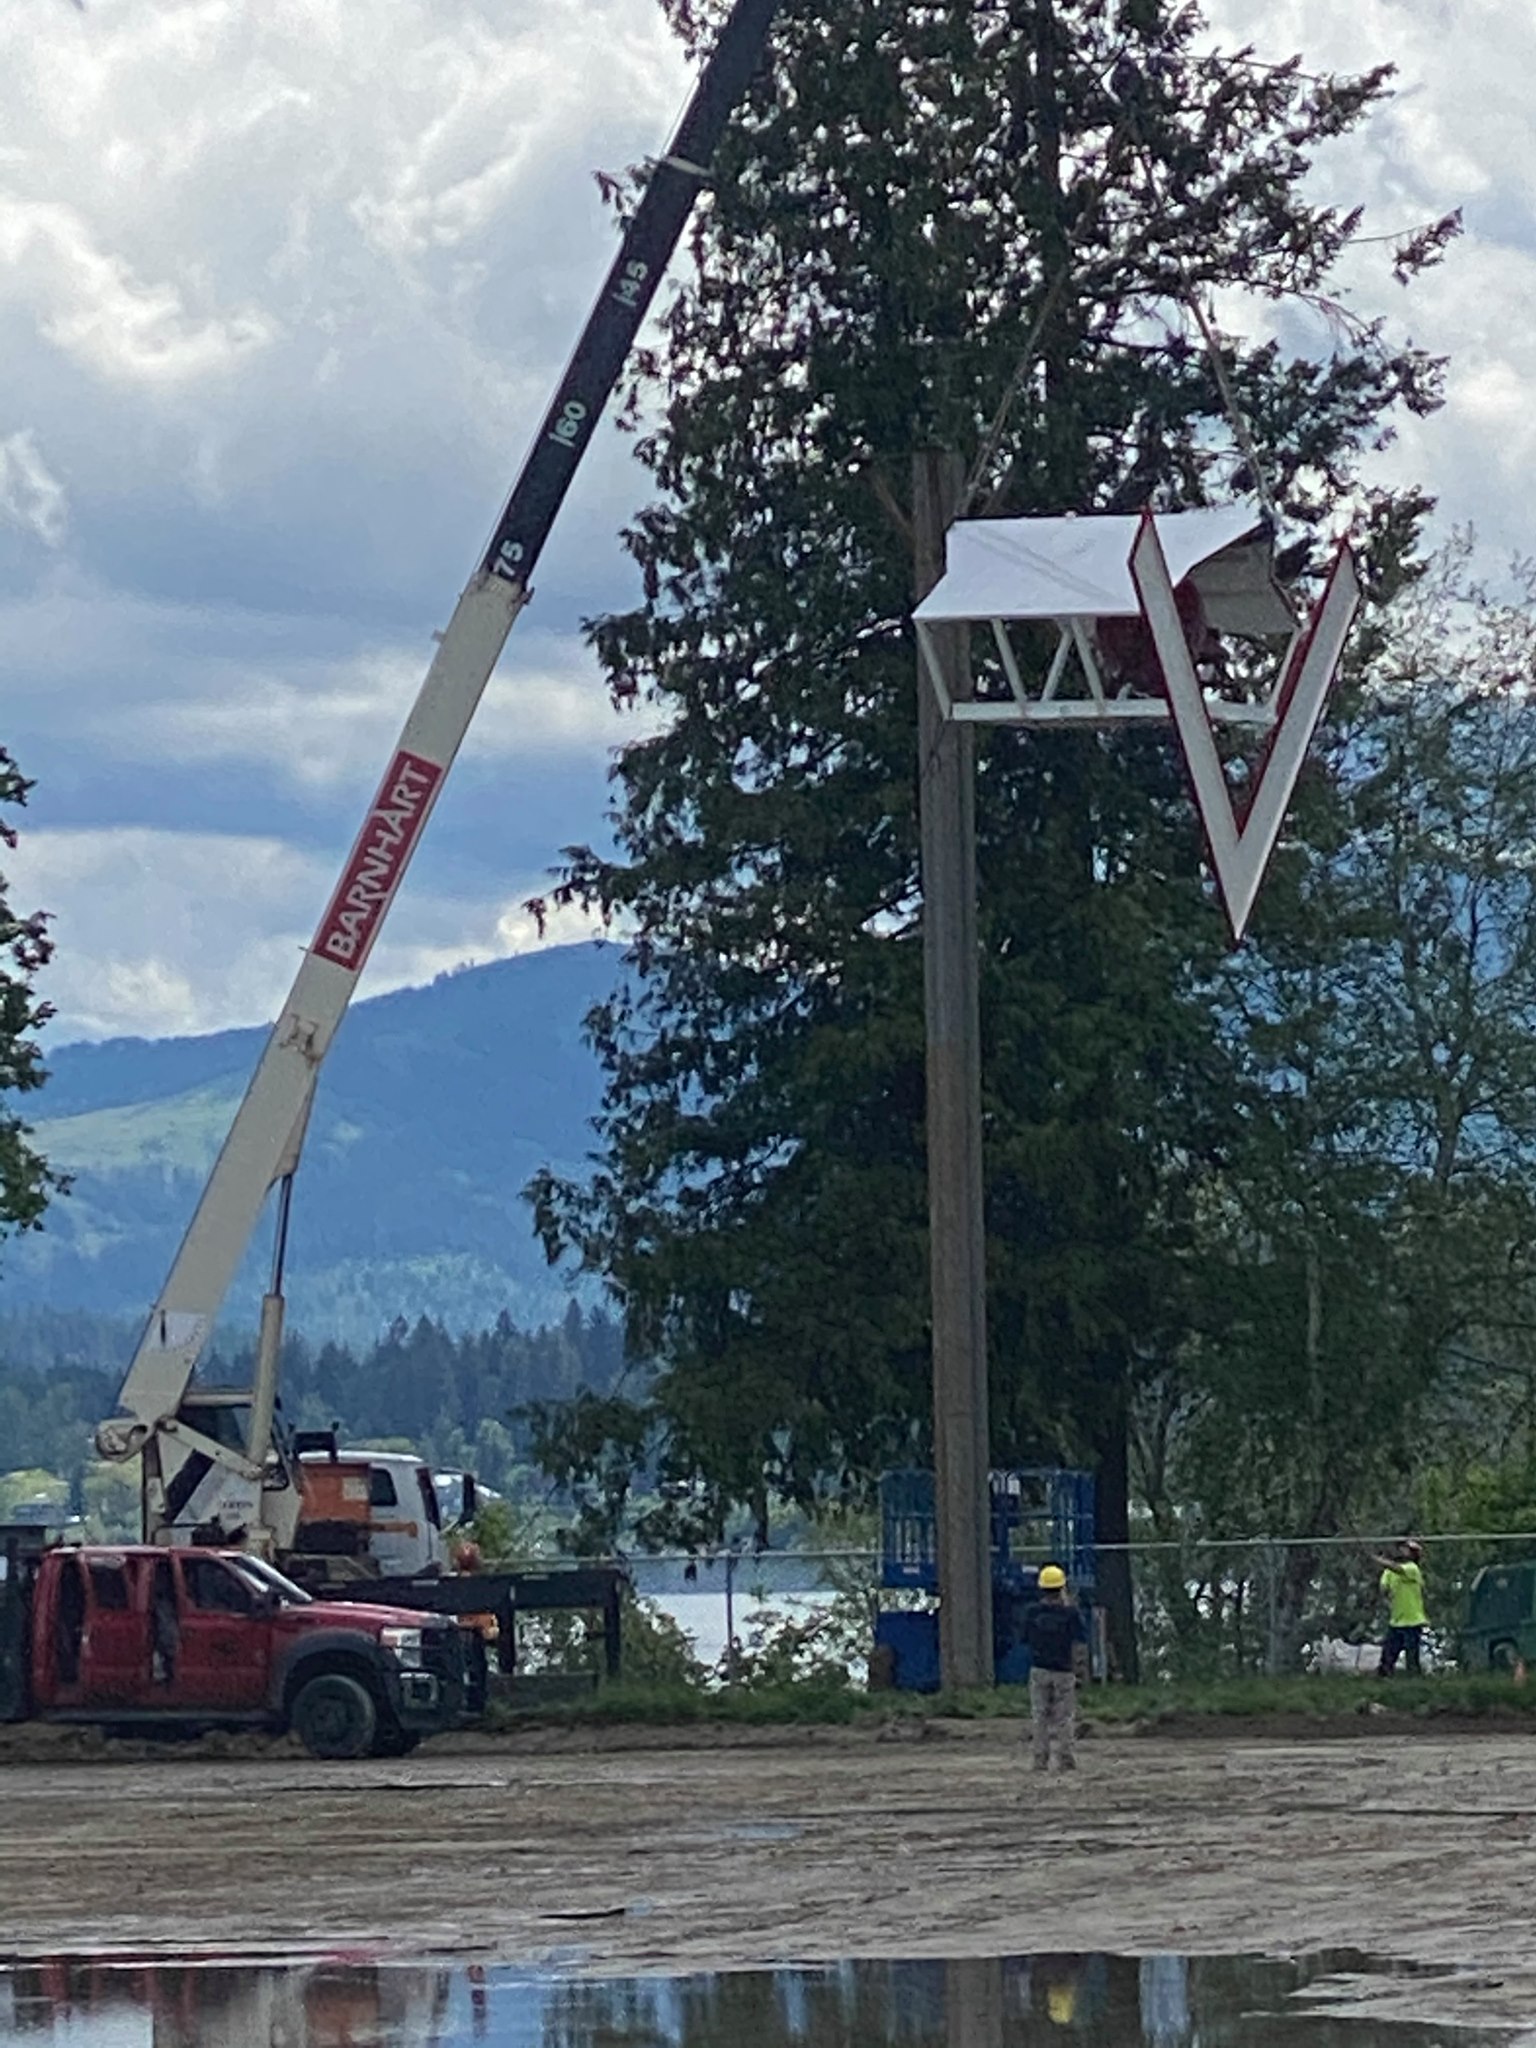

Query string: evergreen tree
0 748 63 1246
531 0 1451 1651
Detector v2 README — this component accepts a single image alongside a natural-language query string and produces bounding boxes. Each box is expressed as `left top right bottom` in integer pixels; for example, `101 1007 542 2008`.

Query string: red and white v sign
1129 512 1361 944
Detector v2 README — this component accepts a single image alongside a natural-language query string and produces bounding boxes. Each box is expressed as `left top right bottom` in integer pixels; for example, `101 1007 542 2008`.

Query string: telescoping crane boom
95 0 784 1548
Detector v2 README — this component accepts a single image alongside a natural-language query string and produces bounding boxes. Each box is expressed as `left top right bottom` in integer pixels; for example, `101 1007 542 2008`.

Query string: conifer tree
530 0 1451 1661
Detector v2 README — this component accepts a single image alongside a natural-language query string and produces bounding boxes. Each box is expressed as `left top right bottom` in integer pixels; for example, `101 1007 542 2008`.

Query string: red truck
0 1529 482 1759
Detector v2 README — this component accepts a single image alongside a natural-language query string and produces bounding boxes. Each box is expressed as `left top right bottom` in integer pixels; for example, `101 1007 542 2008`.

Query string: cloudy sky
2 0 1532 1045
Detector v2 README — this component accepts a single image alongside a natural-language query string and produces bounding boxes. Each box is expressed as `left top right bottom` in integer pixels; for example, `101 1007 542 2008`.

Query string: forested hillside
0 1302 631 1508
2 944 619 1341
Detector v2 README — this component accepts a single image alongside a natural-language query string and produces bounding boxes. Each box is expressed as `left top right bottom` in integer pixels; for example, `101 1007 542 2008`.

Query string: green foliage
518 1386 658 1552
1133 548 1536 1664
79 1461 139 1541
205 1301 632 1499
0 748 64 1247
621 1594 709 1689
1422 1460 1536 1540
1085 1673 1536 1724
0 1460 134 1539
722 1601 861 1691
486 1670 1536 1731
0 1469 67 1519
0 1362 114 1481
468 1496 556 1563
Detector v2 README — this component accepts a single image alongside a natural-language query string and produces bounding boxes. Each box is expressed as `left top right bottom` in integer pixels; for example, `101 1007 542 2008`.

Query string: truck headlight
381 1626 425 1670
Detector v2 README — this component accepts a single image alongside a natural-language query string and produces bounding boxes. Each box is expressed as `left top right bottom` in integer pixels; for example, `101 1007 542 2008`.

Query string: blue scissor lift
873 1467 1098 1690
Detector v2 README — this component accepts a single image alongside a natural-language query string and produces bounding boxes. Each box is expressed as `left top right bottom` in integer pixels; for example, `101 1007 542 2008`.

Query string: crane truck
73 0 782 1710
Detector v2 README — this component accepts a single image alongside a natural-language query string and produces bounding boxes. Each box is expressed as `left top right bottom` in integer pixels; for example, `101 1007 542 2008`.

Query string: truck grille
420 1622 484 1716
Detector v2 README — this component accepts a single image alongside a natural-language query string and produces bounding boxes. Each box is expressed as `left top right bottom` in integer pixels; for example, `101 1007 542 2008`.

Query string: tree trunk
1273 1542 1322 1674
1091 1379 1140 1683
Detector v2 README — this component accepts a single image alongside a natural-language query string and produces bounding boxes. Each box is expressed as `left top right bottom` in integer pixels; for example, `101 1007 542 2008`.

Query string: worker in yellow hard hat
1024 1563 1086 1773
1046 1979 1078 2026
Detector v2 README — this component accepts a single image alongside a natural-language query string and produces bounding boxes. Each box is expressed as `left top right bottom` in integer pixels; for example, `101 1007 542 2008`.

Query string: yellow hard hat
1038 1563 1067 1591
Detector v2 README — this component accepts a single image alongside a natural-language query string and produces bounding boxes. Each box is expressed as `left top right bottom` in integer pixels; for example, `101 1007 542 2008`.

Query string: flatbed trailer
307 1563 626 1680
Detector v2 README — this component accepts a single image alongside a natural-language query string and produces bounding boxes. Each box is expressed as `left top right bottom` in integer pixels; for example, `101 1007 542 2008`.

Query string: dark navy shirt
1024 1599 1086 1673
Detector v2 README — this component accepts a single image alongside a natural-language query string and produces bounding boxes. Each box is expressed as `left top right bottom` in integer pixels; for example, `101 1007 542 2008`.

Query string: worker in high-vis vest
1375 1540 1428 1676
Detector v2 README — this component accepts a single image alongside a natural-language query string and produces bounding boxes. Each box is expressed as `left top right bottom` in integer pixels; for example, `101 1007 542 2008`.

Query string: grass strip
484 1670 1536 1731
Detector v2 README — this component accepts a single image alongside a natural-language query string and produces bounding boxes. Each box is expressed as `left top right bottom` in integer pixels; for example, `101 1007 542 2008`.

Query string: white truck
292 1443 456 1581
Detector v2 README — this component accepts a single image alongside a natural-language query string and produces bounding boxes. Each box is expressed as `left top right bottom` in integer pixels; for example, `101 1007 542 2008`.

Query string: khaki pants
1029 1666 1077 1770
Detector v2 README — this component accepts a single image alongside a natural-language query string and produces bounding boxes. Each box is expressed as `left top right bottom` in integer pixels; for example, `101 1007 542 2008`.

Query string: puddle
680 1820 805 1845
0 1950 1515 2046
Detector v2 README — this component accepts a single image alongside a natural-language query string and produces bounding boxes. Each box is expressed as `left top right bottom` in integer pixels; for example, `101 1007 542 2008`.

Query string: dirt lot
3 1720 1535 2029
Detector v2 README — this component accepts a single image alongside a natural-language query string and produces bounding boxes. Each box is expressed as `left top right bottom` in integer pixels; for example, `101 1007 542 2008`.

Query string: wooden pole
945 1958 1006 2048
913 449 993 1693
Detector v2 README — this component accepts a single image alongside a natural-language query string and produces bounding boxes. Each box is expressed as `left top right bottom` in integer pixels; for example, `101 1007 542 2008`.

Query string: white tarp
913 502 1294 636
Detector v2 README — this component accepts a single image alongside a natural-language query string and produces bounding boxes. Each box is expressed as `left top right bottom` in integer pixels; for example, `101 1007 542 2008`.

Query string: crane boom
98 0 781 1475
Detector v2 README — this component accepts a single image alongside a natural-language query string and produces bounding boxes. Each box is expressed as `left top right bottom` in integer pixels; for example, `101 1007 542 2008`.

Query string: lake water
0 1951 1512 2046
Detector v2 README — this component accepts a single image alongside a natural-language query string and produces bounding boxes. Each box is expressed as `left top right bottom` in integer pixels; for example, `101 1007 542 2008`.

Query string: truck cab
1462 1558 1536 1671
294 1444 455 1580
0 1532 480 1759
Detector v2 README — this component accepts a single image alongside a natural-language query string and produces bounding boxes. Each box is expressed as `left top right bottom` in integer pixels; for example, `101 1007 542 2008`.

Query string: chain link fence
507 1531 1536 1684
1115 1530 1536 1681
626 1548 878 1683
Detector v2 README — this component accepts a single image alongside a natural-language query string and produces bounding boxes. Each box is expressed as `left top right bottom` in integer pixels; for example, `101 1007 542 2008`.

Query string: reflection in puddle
0 1951 1511 2046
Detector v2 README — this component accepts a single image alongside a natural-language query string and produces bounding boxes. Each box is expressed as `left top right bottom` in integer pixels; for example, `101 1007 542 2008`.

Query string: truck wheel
291 1673 378 1760
371 1721 422 1758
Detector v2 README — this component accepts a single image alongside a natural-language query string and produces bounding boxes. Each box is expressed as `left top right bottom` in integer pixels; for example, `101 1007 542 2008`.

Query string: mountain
2 943 621 1347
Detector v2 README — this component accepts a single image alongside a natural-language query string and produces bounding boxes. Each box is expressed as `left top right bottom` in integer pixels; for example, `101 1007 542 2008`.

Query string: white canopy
913 502 1294 637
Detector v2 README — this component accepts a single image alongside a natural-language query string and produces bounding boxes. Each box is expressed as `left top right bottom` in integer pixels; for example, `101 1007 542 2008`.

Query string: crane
95 0 784 1552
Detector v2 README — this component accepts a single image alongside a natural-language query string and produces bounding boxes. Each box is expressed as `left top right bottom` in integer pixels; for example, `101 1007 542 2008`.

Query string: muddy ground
3 1720 1536 2031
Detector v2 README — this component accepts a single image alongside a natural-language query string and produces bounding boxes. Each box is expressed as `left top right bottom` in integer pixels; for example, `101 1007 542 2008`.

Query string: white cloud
0 0 686 573
0 0 679 1043
1191 0 1536 561
0 574 662 798
10 826 327 1038
0 195 277 384
85 632 663 789
6 0 1536 1046
491 893 599 957
8 823 604 1042
0 430 67 545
